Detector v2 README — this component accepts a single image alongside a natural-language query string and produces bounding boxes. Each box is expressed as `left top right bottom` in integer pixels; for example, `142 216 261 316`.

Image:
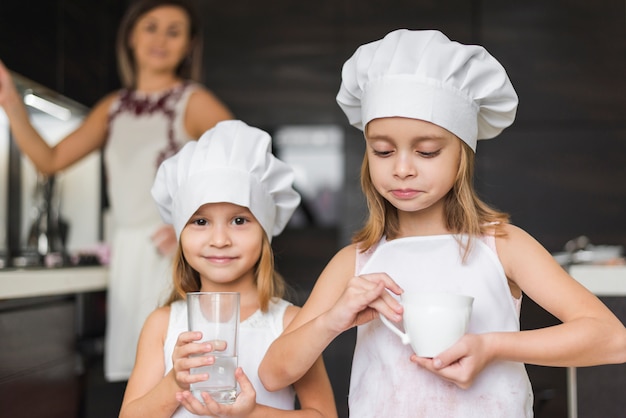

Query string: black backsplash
1 0 624 253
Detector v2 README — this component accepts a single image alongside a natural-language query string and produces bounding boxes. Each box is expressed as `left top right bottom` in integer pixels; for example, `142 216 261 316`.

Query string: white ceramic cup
380 292 474 358
187 292 240 404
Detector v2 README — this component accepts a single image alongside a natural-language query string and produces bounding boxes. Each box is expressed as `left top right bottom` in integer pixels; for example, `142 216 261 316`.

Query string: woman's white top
103 83 198 381
349 235 533 417
165 298 297 417
104 82 199 228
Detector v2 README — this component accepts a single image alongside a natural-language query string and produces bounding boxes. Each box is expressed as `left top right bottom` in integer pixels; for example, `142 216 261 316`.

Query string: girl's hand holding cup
325 272 404 334
411 332 493 389
176 367 257 418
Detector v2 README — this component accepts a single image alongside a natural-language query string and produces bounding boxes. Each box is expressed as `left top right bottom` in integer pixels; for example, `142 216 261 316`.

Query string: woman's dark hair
115 0 203 88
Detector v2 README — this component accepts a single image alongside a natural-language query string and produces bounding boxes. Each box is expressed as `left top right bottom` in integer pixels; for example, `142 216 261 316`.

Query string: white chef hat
151 120 301 241
336 29 518 150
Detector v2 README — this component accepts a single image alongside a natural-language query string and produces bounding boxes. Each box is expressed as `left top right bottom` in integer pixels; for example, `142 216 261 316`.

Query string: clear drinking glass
187 292 240 404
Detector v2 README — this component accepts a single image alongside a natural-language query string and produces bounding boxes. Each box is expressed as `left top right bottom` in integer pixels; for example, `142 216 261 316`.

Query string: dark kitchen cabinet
0 295 81 418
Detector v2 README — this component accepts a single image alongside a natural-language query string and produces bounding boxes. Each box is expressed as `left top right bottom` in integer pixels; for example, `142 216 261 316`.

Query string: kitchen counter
0 263 622 298
0 263 623 300
568 264 626 296
0 265 108 418
0 266 108 300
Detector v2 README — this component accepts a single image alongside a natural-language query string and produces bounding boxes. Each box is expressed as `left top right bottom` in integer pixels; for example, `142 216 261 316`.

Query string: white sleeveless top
349 235 534 417
104 82 198 228
165 298 297 417
103 83 199 381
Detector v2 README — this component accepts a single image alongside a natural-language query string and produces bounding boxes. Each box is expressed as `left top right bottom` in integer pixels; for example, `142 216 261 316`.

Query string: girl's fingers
234 367 255 394
184 375 209 387
360 272 404 295
200 392 221 413
354 275 404 319
174 354 214 382
328 272 405 331
377 286 404 312
206 339 228 351
176 391 205 414
176 331 204 345
176 332 227 353
339 275 404 323
175 333 220 359
177 390 222 416
432 341 468 370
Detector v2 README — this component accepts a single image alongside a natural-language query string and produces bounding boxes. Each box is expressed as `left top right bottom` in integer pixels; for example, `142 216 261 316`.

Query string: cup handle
379 314 411 345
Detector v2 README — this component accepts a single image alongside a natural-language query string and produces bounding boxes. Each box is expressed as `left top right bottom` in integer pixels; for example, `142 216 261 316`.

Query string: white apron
349 235 534 417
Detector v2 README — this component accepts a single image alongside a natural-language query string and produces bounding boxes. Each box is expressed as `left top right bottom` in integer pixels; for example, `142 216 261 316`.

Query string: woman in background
0 0 233 382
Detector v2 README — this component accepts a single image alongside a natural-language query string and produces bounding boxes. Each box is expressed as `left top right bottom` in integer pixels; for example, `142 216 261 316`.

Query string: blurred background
0 1 624 417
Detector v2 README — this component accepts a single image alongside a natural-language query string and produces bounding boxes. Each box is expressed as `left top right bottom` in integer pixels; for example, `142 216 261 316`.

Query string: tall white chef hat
151 120 301 241
336 29 518 150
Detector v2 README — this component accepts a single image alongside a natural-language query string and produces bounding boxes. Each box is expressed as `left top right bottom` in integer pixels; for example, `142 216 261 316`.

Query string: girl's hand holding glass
171 331 224 390
176 367 256 418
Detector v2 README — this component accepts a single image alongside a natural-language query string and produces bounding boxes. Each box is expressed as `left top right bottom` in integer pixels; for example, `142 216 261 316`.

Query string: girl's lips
391 189 420 199
205 256 236 264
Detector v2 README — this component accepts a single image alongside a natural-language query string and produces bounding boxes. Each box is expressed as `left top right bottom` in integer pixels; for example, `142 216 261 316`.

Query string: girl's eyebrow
366 133 446 142
365 133 388 141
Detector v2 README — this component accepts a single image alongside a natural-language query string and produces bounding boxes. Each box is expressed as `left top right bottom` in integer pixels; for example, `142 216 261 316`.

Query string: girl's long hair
163 233 286 311
115 0 203 88
352 140 509 260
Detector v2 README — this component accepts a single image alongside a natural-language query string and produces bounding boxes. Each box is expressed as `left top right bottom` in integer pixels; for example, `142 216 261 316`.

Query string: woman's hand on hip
151 224 178 256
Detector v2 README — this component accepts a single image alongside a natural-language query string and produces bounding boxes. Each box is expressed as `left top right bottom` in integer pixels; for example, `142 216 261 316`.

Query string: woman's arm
0 60 112 174
259 244 404 391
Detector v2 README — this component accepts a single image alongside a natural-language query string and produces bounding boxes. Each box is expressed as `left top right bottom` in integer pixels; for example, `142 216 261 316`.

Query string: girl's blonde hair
163 232 286 312
115 0 203 88
352 139 509 259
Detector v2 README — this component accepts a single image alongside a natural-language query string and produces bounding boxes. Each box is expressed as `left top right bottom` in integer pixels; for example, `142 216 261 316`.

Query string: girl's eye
417 150 441 158
372 149 393 157
191 218 207 226
232 217 248 226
